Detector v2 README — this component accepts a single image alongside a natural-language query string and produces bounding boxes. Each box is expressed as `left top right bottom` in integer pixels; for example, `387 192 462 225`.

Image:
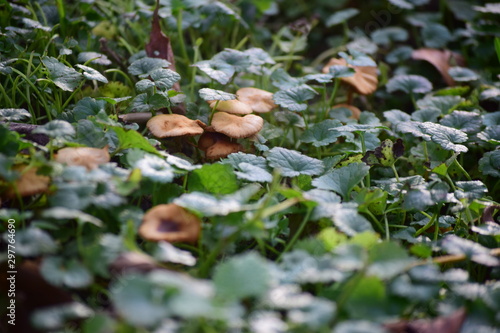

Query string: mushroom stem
326 78 341 118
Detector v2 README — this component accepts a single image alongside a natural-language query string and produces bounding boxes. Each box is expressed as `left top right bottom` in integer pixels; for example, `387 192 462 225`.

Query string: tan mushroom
332 103 361 120
236 87 277 113
3 165 50 198
139 204 201 243
147 114 205 138
211 112 264 139
322 58 378 95
412 48 466 86
197 132 228 151
56 146 110 170
209 99 253 115
205 140 243 160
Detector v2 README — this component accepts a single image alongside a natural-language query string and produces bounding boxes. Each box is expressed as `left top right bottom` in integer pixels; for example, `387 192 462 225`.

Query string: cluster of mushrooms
146 87 276 160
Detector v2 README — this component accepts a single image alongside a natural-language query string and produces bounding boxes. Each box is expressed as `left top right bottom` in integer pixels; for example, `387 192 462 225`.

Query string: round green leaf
267 147 324 177
448 66 479 82
386 75 433 94
273 85 317 111
33 120 75 138
326 8 359 27
198 88 236 101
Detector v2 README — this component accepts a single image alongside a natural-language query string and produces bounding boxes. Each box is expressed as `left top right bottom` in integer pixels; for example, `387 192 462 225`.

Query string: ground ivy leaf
78 52 111 66
442 235 500 266
11 227 57 256
275 111 306 128
188 163 238 194
334 124 389 134
339 50 377 67
213 48 252 72
128 57 170 77
367 242 414 280
472 222 500 236
312 163 370 200
479 151 500 177
421 122 468 152
384 109 411 125
273 85 317 111
329 203 374 236
41 256 93 288
301 119 343 147
371 27 408 46
234 163 273 183
386 74 433 94
112 126 159 155
411 108 441 122
174 192 242 216
417 95 463 114
192 60 235 84
33 120 75 138
267 147 324 177
448 66 479 82
325 8 359 26
454 181 488 200
198 88 236 101
214 252 270 301
221 152 268 170
422 23 452 48
440 111 482 134
389 0 430 10
0 108 31 122
270 68 307 90
243 47 275 66
155 241 196 266
73 97 106 120
42 56 83 92
75 64 108 83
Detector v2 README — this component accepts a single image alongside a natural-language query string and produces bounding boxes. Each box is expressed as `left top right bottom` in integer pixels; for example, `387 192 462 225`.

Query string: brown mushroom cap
197 132 229 151
236 87 277 113
332 103 361 120
412 48 466 86
322 58 378 95
206 140 243 160
211 112 264 139
4 165 50 198
209 99 253 115
56 146 110 170
147 114 205 138
139 204 201 243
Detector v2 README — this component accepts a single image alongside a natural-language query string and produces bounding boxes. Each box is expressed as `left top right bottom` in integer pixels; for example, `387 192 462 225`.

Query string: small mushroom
236 87 277 113
197 132 228 151
332 103 361 120
147 114 205 138
56 146 110 170
412 48 466 86
322 58 378 95
139 204 201 243
205 140 243 160
210 112 264 139
209 99 253 115
3 165 50 198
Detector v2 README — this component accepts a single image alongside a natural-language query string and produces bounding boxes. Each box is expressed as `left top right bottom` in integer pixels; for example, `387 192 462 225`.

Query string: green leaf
175 192 242 216
73 97 106 120
334 124 389 134
267 147 324 177
149 68 181 90
270 68 306 90
214 252 270 300
213 48 252 72
42 207 103 226
127 93 169 113
301 119 343 147
243 47 275 66
448 66 479 82
411 108 441 122
32 303 93 331
386 75 432 94
112 126 160 155
221 152 268 170
325 8 359 26
75 64 108 83
371 27 408 46
40 256 93 288
11 227 57 256
385 45 413 64
422 23 452 48
389 0 430 10
344 276 389 320
384 109 411 125
442 235 500 266
78 52 111 66
273 85 317 111
135 154 175 183
397 121 468 153
194 60 235 84
304 189 342 219
234 163 273 183
339 50 377 67
472 222 500 236
33 120 75 138
42 56 83 92
0 108 31 122
128 57 170 77
367 242 414 279
312 163 370 199
440 111 482 134
479 151 500 177
495 37 500 63
329 203 374 236
416 95 463 114
334 321 386 333
188 163 238 194
198 88 236 101
390 275 439 301
275 111 306 128
454 181 488 201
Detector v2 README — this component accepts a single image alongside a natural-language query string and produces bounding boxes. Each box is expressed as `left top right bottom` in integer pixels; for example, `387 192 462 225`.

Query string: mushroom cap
412 48 466 86
209 99 253 115
4 165 50 198
197 132 230 151
322 58 378 95
206 140 243 160
236 87 277 113
147 114 205 138
211 112 264 139
332 103 361 120
139 204 201 243
56 146 110 170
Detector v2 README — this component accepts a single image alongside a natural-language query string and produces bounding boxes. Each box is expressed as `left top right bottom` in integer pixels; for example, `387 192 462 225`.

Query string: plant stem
277 207 312 261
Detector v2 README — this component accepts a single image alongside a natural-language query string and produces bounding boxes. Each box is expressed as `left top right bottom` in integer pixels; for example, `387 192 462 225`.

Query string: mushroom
210 112 264 139
56 146 110 170
198 132 244 160
332 103 361 120
146 114 205 138
209 99 253 115
322 58 378 96
3 165 50 198
236 87 277 113
139 204 201 243
412 48 466 86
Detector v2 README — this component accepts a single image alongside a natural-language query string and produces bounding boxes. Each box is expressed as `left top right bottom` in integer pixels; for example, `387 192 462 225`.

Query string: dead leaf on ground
412 48 466 86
